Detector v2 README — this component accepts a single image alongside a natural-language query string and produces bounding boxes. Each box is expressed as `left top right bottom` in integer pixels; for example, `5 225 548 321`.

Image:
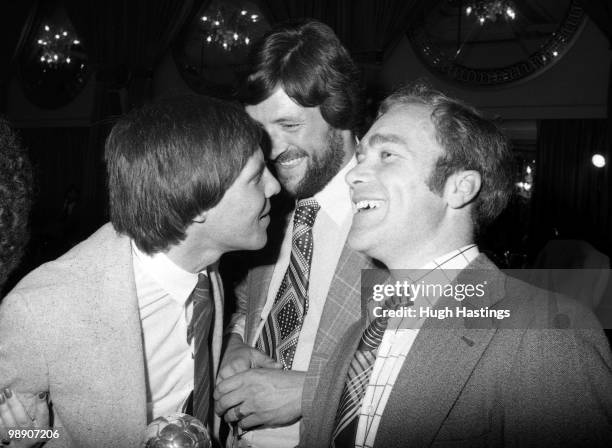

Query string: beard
286 128 346 199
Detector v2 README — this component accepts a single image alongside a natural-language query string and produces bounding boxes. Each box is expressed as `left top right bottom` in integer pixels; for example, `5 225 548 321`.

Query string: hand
214 369 305 429
0 389 50 448
216 334 281 384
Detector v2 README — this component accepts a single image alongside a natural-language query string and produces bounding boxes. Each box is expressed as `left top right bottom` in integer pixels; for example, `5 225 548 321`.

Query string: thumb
251 350 283 369
258 356 283 370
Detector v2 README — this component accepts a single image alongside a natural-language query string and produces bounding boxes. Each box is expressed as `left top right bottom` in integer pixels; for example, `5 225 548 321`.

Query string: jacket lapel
245 263 275 345
89 226 148 439
245 198 292 346
313 244 374 353
375 256 506 447
301 244 377 432
208 263 224 377
302 319 365 447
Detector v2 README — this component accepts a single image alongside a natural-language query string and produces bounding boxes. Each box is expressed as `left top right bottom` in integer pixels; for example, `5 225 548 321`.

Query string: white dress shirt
355 245 479 448
240 157 356 448
132 242 205 421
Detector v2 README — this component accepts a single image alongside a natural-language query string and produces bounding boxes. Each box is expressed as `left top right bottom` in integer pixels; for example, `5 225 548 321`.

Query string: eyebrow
366 133 407 147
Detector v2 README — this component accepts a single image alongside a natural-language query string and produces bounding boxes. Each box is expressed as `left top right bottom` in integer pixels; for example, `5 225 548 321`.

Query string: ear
444 170 482 209
192 210 207 224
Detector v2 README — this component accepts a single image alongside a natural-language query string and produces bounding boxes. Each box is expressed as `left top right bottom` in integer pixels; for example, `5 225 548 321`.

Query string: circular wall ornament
408 0 585 87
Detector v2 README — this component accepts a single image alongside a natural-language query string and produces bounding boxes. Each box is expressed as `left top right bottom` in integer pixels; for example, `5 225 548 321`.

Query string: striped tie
257 198 320 370
186 272 214 427
332 296 406 447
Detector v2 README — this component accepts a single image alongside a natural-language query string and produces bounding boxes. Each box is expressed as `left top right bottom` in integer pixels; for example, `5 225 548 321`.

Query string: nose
345 161 368 188
264 167 281 197
265 128 287 160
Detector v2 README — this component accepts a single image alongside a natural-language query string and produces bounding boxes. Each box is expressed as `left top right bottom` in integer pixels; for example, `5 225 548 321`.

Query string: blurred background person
0 118 32 295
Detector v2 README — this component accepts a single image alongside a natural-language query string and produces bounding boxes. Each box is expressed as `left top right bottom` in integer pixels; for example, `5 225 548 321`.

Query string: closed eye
252 171 263 184
281 122 300 130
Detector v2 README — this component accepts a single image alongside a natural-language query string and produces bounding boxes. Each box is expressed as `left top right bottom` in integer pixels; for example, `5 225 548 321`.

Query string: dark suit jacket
301 255 612 447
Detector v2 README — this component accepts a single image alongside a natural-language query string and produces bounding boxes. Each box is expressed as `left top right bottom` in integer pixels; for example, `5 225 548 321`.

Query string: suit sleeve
0 290 49 400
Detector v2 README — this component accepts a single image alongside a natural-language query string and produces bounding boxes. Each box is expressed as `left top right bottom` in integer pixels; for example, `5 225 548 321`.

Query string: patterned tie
332 296 407 447
186 272 214 427
257 198 320 370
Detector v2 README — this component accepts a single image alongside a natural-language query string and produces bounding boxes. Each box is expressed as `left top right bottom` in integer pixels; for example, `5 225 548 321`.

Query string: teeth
354 200 383 213
276 154 306 167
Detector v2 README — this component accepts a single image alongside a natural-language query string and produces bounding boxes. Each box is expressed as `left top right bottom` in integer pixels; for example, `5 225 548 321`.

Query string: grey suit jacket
233 211 376 437
302 255 612 447
0 224 225 448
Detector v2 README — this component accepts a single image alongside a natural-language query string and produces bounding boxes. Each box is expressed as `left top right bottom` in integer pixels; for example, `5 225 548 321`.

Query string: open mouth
353 199 384 214
275 150 307 168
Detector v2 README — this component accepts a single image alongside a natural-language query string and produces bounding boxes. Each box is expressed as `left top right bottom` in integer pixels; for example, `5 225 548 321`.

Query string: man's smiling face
346 103 448 267
245 88 348 198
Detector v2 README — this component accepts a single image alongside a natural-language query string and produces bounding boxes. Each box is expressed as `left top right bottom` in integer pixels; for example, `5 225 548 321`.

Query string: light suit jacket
301 255 612 447
0 223 225 447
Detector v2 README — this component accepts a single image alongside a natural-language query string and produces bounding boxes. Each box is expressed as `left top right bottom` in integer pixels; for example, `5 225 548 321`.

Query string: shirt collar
131 241 207 306
424 244 479 272
385 244 479 315
311 155 356 226
402 244 480 284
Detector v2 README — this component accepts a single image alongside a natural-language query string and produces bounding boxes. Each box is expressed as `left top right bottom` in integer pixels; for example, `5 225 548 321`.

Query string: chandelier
36 24 81 67
201 7 259 51
464 1 517 25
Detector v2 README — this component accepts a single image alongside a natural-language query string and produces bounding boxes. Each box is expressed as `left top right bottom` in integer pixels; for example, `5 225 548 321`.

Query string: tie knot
383 294 410 310
360 295 409 351
293 199 320 228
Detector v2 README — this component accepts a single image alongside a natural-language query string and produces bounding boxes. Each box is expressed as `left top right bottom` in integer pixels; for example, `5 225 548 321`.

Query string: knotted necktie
186 271 214 427
332 295 407 447
256 198 320 370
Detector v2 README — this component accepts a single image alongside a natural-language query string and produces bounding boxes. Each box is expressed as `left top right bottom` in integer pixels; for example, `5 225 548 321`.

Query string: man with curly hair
0 118 32 293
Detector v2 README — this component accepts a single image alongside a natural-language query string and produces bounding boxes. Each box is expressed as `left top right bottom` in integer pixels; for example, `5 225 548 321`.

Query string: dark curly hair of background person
0 118 32 291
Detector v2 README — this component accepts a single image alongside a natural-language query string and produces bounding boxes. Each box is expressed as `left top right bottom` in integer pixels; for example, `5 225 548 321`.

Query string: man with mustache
304 83 612 447
0 96 280 447
214 20 374 448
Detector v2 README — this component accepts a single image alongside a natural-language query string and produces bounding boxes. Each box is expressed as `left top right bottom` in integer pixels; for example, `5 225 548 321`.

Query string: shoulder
4 223 131 309
500 272 603 331
464 255 602 330
485 271 612 372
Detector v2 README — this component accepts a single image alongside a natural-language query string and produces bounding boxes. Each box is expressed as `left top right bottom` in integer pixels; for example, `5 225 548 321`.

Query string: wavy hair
0 118 32 290
239 19 363 133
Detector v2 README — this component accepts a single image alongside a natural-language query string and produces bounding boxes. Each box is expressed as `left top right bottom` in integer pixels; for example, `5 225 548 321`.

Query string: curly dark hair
239 19 364 133
0 118 32 290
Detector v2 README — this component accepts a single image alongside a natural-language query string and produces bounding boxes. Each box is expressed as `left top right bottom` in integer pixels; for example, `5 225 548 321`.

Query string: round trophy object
142 413 211 448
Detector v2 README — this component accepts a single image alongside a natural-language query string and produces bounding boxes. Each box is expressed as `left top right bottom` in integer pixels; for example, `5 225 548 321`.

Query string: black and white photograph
1 1 611 447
